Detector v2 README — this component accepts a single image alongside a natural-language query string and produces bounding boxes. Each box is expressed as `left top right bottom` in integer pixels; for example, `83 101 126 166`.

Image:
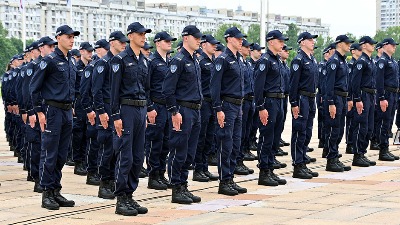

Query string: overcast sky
147 0 376 38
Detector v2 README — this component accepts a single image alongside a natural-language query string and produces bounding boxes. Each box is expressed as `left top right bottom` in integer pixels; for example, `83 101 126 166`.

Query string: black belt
361 87 376 94
177 100 201 110
244 95 254 101
385 86 400 93
299 90 316 98
45 100 73 111
103 98 111 104
264 92 285 99
334 90 348 97
151 97 166 105
222 96 243 105
120 99 147 107
203 96 212 103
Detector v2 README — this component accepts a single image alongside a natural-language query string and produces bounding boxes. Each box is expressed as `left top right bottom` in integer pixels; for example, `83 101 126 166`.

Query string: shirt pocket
184 63 196 81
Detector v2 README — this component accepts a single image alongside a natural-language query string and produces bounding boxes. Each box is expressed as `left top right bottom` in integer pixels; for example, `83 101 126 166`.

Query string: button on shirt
210 47 245 112
92 51 114 115
254 49 284 111
147 50 170 112
30 47 77 112
376 52 399 101
325 50 349 105
110 45 149 120
163 47 203 114
289 49 318 107
351 52 376 102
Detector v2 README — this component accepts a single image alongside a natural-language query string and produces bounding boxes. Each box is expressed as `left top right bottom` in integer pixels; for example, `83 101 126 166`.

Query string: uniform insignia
13 72 17 77
143 59 147 68
97 66 104 74
84 71 91 78
72 59 76 65
293 64 299 71
357 64 362 70
40 61 47 70
322 70 326 75
21 71 25 78
216 64 222 71
205 63 211 66
379 63 384 69
9 74 12 80
27 69 33 76
170 64 177 73
3 77 7 81
319 68 322 73
260 64 266 71
112 64 120 73
331 64 336 70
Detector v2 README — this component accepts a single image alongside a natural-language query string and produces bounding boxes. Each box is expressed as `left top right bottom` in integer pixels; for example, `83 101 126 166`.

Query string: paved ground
1 106 400 225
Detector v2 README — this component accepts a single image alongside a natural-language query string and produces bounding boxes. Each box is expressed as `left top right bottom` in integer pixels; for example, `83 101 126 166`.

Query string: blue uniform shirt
80 59 97 113
22 58 40 116
282 60 290 94
210 47 245 112
92 51 114 115
243 58 254 96
376 52 399 101
325 50 349 105
110 45 149 121
289 49 318 107
351 52 376 102
9 67 19 106
75 60 85 96
347 57 356 101
163 47 203 114
30 47 77 113
16 63 27 113
147 50 170 112
317 59 327 96
198 52 214 98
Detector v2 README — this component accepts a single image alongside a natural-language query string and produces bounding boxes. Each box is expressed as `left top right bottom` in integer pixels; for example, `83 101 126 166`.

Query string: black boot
326 158 344 172
74 161 87 176
388 151 400 160
53 188 75 207
172 185 193 204
234 161 249 175
17 155 23 163
148 172 168 190
243 151 256 161
218 180 238 196
362 154 376 166
305 154 316 164
306 147 314 152
127 194 148 214
293 164 313 179
86 172 100 186
98 180 115 199
280 138 290 146
346 144 353 154
370 141 380 150
159 171 172 188
65 157 75 166
27 175 34 182
249 141 257 151
203 171 219 181
379 148 395 161
352 154 371 167
229 179 247 193
318 139 325 148
182 183 201 203
208 154 218 166
304 164 319 177
192 171 210 182
335 159 351 171
41 189 59 210
274 158 287 169
34 179 43 193
275 147 288 156
115 194 138 216
139 167 148 178
269 170 287 185
322 147 328 158
258 169 279 186
240 161 254 174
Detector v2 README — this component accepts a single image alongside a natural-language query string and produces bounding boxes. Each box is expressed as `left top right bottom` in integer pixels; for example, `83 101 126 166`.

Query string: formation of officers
2 22 400 216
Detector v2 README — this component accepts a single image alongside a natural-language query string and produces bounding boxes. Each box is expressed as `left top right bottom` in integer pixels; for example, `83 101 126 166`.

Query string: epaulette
360 56 366 61
174 52 184 61
217 52 228 60
197 55 204 61
294 53 303 61
149 54 156 61
48 52 56 59
116 51 127 59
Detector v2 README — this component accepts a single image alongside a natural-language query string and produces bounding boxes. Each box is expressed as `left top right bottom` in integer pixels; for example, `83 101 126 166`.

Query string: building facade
376 0 400 31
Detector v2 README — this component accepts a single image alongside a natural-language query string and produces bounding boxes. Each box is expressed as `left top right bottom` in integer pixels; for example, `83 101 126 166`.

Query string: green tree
214 23 243 44
246 24 260 44
284 23 300 64
0 22 19 73
374 26 400 59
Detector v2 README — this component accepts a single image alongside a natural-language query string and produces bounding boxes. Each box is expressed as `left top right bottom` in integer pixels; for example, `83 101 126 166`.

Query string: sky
146 0 376 38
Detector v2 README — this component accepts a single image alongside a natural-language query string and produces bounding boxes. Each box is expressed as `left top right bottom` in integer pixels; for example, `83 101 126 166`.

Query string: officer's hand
147 110 157 124
329 105 336 119
356 102 363 115
114 119 123 137
37 112 46 132
22 113 27 124
99 113 109 129
259 109 269 126
347 101 353 112
292 106 299 119
72 108 75 116
7 105 12 113
29 114 37 128
87 111 96 126
172 113 182 131
217 111 225 128
380 100 388 112
320 97 322 103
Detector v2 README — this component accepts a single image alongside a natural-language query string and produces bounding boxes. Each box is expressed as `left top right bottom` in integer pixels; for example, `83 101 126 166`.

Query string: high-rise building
376 0 400 31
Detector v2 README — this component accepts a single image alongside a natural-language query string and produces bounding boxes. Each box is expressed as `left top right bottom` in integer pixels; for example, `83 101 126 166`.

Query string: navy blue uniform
254 50 284 170
163 47 202 186
248 58 259 146
352 52 376 154
280 60 290 143
324 50 349 159
210 48 244 181
110 45 148 197
346 57 357 150
30 47 76 190
375 52 399 149
289 50 318 165
92 51 115 182
145 50 171 176
317 60 327 142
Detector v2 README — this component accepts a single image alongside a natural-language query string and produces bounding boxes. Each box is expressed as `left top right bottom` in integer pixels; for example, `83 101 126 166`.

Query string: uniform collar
335 50 346 61
224 47 241 59
201 51 213 61
126 44 144 60
382 52 391 60
299 49 312 60
180 47 195 60
54 47 71 58
106 50 114 58
266 49 279 60
154 50 168 62
361 52 372 61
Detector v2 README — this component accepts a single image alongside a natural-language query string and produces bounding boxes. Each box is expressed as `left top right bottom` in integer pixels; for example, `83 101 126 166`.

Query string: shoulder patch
112 64 120 73
357 64 363 70
170 64 178 73
143 59 147 68
259 64 266 71
216 64 222 71
292 64 299 71
175 53 184 61
330 64 336 70
97 66 104 74
378 63 384 69
84 70 91 78
40 61 47 70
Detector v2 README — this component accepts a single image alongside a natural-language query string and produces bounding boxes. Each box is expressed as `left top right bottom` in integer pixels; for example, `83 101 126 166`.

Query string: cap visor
278 36 289 41
192 32 204 38
119 36 129 43
165 37 177 42
210 40 220 45
311 34 318 39
234 33 247 38
137 28 152 33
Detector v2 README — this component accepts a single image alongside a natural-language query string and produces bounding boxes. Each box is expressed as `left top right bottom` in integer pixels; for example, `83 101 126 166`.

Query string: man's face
80 49 93 61
111 40 127 54
302 39 315 52
141 48 151 57
129 32 146 48
228 37 243 51
57 34 75 50
185 35 201 52
279 50 289 60
251 49 262 60
240 46 250 57
201 42 217 55
95 48 108 58
157 40 173 52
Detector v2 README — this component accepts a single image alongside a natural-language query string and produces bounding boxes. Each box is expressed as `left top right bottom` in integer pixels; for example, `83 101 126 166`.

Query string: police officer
375 38 399 161
92 31 128 200
70 49 81 62
345 43 363 154
352 36 379 167
278 44 291 149
73 42 94 176
163 25 203 204
289 32 319 179
30 25 79 210
146 31 177 190
193 34 220 182
254 30 288 186
141 41 153 58
215 43 225 58
210 26 247 196
324 35 354 172
110 22 149 216
176 41 183 52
